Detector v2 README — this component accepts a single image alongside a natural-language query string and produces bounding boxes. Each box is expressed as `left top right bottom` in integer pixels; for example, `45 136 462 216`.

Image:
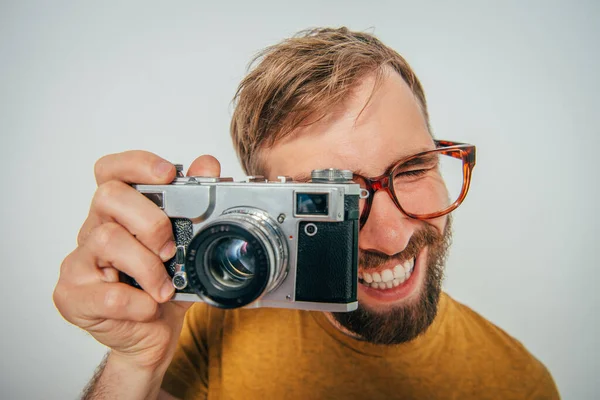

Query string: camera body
126 168 360 312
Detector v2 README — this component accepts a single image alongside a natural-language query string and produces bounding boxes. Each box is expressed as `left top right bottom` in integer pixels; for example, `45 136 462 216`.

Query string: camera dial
311 169 353 183
172 272 188 290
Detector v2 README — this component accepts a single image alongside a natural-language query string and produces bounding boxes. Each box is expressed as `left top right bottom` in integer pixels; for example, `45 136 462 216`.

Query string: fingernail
160 240 177 261
161 277 175 301
155 161 173 178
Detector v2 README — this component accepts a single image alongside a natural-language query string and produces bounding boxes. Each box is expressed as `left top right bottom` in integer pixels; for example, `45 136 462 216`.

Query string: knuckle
145 214 172 241
76 226 88 246
146 258 168 286
123 150 157 174
142 300 159 321
59 251 75 276
93 180 122 208
94 155 110 182
135 150 159 163
103 287 129 314
52 284 66 311
129 150 149 162
92 222 122 252
53 284 75 322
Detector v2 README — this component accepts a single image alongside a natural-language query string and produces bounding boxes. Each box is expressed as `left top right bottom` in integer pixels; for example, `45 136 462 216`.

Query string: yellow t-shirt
162 293 559 399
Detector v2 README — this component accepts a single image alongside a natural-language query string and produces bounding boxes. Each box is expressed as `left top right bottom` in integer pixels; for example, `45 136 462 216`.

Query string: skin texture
262 69 449 342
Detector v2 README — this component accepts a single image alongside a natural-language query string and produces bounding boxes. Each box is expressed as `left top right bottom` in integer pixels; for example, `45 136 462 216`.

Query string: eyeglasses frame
354 140 477 228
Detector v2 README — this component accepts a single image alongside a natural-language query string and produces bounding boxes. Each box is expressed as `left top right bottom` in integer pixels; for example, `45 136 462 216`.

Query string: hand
53 151 221 371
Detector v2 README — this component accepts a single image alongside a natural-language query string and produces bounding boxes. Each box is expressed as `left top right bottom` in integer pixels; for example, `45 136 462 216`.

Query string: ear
186 155 221 177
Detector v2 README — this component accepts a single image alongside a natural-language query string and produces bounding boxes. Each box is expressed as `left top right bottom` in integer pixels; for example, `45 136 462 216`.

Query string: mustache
359 224 442 270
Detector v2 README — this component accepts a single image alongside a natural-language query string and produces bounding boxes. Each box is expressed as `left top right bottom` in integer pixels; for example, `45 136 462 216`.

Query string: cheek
427 215 448 237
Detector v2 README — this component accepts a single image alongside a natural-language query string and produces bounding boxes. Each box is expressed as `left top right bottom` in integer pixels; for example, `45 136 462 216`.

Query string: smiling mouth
358 257 416 290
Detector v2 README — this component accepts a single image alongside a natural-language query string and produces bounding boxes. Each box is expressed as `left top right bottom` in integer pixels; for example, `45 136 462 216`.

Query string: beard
331 217 452 345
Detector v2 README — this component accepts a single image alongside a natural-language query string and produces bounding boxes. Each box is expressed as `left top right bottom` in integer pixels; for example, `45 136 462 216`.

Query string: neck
324 312 365 340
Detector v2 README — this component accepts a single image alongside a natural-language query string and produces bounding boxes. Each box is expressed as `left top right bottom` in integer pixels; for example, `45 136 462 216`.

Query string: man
54 27 559 399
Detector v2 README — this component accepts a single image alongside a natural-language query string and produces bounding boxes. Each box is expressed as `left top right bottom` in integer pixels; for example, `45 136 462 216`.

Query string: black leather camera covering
120 218 194 292
344 194 360 221
166 218 195 293
295 220 358 303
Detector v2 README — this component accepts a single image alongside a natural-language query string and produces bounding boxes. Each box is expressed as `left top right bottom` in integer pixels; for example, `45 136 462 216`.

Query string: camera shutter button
174 164 184 177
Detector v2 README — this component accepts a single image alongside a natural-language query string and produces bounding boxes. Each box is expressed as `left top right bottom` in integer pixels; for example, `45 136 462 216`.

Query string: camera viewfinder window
296 193 329 215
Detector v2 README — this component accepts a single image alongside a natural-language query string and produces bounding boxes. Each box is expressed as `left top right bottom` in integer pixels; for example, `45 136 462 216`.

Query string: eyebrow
396 153 439 169
354 148 437 177
290 147 437 182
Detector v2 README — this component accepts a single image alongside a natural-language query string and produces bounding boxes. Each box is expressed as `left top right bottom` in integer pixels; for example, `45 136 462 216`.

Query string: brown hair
230 27 429 175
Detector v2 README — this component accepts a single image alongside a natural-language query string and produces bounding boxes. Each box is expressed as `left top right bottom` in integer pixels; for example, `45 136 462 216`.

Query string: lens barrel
185 209 288 308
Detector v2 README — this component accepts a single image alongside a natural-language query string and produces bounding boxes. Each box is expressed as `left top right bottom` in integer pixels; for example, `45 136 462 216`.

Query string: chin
331 238 448 345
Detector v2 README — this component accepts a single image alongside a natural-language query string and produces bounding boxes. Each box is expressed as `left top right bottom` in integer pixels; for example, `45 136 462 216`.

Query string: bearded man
54 27 559 399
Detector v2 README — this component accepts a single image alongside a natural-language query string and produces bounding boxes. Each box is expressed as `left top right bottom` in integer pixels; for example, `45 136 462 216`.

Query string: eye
394 166 437 181
393 154 440 181
397 169 429 178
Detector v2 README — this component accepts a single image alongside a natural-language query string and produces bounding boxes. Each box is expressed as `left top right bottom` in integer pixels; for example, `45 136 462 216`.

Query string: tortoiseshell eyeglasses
353 140 476 229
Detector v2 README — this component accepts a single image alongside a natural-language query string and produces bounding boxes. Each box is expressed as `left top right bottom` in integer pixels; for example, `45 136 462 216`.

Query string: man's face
262 69 451 344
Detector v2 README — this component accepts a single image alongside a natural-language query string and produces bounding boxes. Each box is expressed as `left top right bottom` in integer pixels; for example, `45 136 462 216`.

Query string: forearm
82 351 169 400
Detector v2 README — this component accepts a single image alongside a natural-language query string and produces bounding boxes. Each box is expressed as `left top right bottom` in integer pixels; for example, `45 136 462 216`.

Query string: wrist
102 351 169 399
108 349 172 377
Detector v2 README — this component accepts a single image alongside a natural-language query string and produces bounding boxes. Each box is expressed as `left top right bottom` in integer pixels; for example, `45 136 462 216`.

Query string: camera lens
184 208 288 309
207 237 256 289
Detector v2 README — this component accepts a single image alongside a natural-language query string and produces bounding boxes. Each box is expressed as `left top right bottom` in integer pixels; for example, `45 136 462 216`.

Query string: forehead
261 69 434 180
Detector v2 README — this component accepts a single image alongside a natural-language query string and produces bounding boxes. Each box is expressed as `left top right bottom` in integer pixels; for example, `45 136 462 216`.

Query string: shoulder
440 293 560 398
442 293 533 358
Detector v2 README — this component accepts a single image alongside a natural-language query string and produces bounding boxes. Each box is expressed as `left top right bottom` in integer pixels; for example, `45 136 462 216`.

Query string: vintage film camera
124 167 360 312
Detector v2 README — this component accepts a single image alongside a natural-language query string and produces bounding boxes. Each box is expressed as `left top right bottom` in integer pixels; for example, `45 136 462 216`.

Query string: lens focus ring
219 209 289 293
185 208 289 309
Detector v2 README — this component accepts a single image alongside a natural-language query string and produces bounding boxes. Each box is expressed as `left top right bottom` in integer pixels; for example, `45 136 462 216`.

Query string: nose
359 190 417 256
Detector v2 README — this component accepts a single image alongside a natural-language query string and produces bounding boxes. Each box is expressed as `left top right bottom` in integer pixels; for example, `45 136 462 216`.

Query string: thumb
186 155 221 177
164 300 193 317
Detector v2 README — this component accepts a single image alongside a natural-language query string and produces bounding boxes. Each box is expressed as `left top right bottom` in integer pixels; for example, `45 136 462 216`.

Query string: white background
1 1 598 399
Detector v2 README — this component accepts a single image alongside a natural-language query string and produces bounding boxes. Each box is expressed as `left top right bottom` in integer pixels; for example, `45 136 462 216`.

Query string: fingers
54 281 159 326
80 181 175 259
70 222 175 303
187 155 221 177
66 152 223 315
77 212 102 246
94 150 176 186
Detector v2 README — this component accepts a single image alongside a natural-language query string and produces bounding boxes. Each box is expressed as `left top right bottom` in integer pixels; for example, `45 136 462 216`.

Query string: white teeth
360 257 416 290
403 258 415 273
381 269 394 283
393 264 404 279
367 273 412 290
